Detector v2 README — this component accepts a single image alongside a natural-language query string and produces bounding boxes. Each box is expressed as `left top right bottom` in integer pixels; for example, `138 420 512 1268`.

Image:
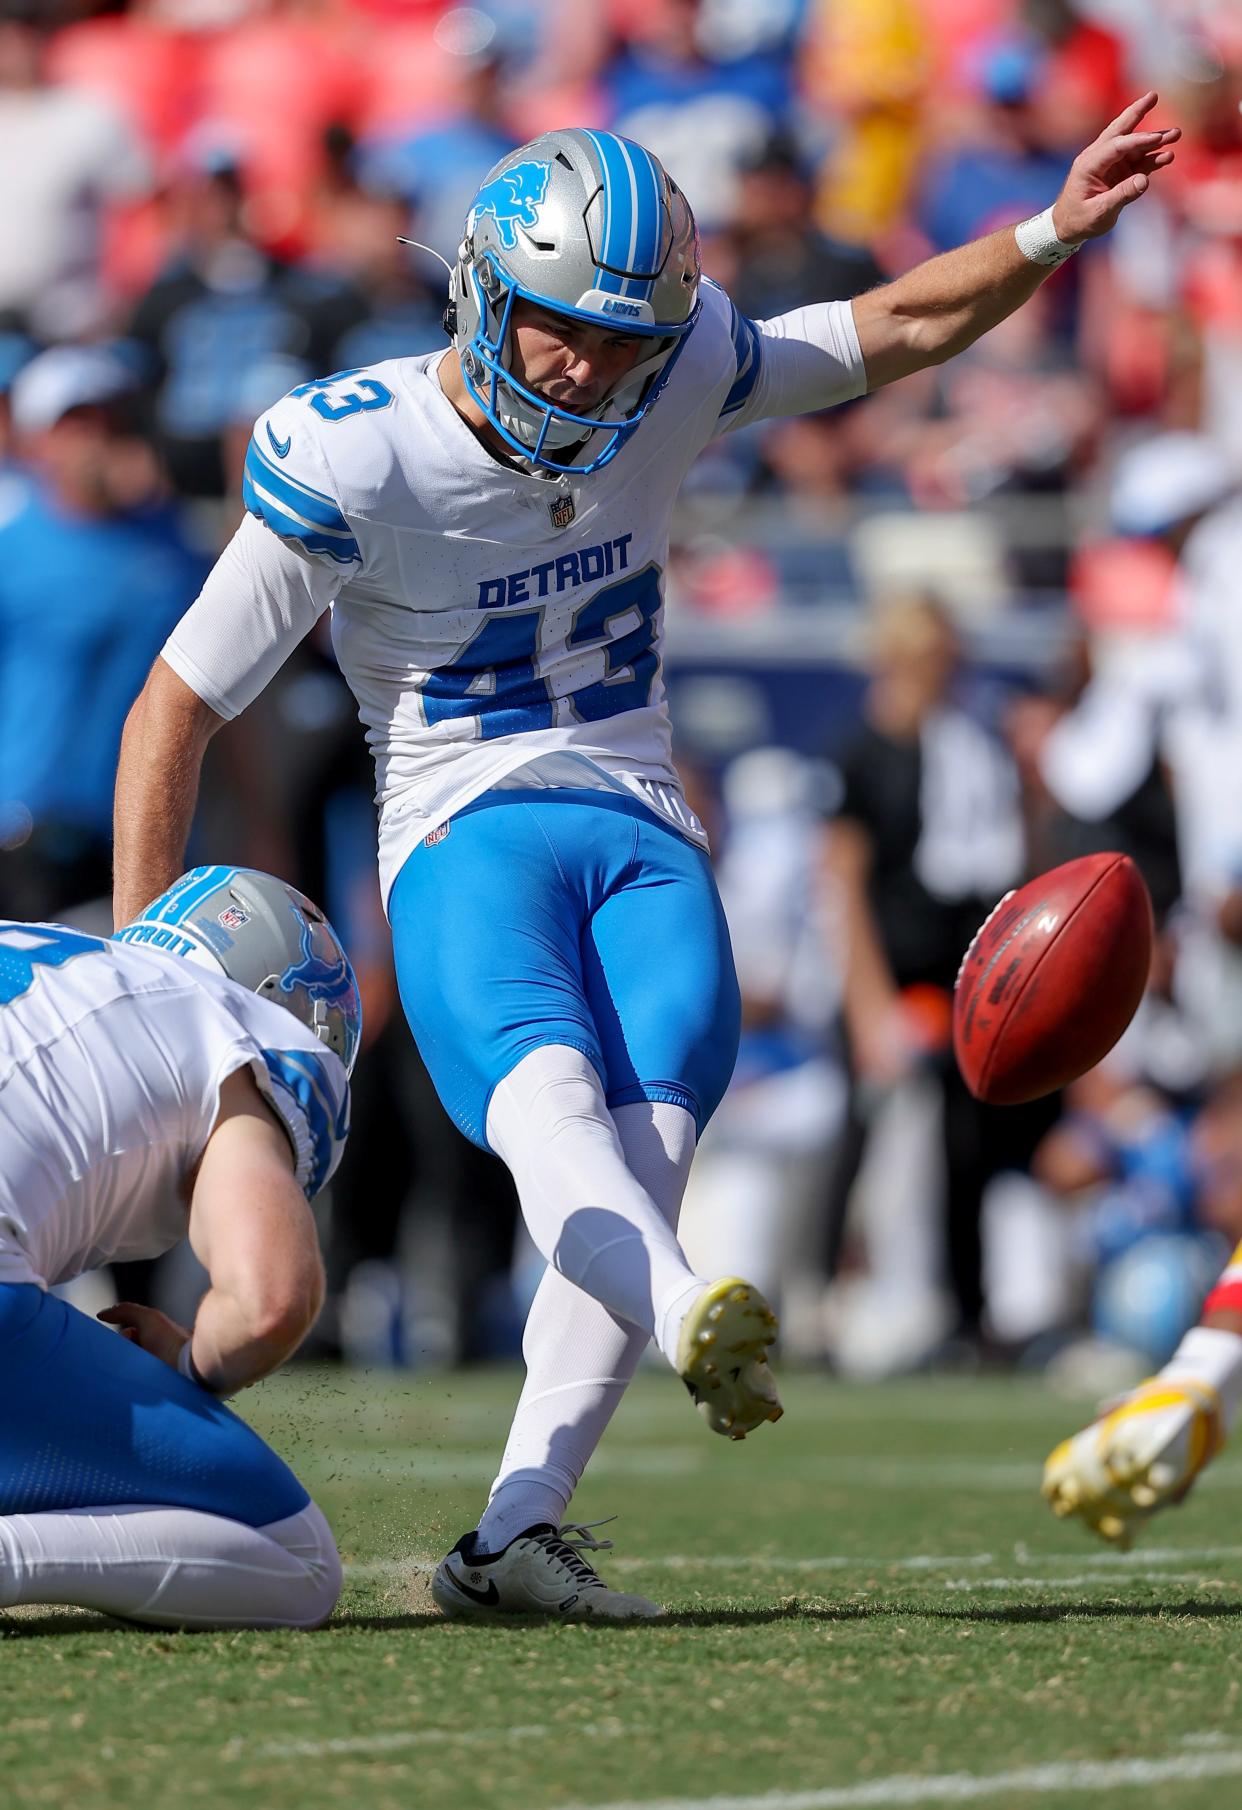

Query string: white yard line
943 1570 1222 1591
550 1745 1242 1810
315 1448 1242 1487
342 1553 1000 1582
235 1720 625 1762
344 1544 1242 1584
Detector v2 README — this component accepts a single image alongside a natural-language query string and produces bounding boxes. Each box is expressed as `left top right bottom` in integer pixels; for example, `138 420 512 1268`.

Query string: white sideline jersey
0 924 349 1290
163 281 866 904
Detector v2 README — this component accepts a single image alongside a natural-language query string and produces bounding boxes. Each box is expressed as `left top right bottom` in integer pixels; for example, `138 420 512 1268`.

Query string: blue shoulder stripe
720 302 762 417
243 470 362 567
261 1046 350 1199
245 439 352 533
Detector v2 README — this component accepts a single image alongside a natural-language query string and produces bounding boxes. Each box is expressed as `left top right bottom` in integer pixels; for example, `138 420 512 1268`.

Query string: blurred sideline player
1043 1246 1242 1549
0 868 359 1630
114 106 1178 1618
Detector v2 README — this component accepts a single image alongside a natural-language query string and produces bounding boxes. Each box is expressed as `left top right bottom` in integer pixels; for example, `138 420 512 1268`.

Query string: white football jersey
0 924 349 1289
163 281 866 903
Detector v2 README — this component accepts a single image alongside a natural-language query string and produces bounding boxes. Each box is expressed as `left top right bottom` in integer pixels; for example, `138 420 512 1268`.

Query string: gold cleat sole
676 1277 783 1440
1040 1381 1224 1550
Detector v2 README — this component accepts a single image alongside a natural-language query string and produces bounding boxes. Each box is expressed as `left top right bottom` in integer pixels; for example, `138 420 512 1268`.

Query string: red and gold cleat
1042 1377 1224 1549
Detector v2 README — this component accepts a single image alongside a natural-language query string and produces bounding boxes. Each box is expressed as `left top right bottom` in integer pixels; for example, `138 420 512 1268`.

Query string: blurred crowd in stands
7 0 1242 1382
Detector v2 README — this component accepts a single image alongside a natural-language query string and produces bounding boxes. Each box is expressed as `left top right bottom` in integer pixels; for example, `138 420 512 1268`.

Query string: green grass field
5 1366 1242 1810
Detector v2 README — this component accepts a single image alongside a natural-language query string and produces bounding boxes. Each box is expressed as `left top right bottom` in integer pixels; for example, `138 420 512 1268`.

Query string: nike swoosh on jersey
449 1571 500 1607
266 423 293 459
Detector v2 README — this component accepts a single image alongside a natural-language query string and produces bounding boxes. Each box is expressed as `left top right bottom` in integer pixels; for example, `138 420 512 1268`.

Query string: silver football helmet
114 866 362 1076
450 127 701 473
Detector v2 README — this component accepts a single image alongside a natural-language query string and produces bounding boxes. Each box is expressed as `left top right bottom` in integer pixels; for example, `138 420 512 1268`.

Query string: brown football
953 853 1154 1105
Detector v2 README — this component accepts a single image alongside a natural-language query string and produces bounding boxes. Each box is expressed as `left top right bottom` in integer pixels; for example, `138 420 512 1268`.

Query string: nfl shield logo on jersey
549 492 575 530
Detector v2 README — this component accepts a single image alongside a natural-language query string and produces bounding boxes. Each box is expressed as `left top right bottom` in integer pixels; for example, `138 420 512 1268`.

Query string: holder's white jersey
0 924 349 1289
163 281 866 903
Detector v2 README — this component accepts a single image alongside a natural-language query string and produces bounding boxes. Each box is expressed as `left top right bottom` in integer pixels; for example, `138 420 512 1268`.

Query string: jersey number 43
421 565 661 738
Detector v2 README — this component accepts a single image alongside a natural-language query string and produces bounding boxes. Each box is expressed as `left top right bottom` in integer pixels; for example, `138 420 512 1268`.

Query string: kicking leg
486 1045 709 1359
480 1097 697 1546
488 1044 781 1436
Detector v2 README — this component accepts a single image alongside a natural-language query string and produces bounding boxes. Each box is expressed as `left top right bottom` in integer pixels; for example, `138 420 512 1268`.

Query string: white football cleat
1041 1376 1224 1549
676 1277 783 1440
431 1519 664 1621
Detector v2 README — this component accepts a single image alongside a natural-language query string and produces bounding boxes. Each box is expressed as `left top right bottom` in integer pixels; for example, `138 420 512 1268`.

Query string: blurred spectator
307 134 445 372
914 29 1073 258
1172 42 1242 462
869 286 1103 522
802 0 929 248
1033 1058 1223 1368
126 137 367 498
193 0 368 256
604 0 793 230
0 330 34 474
0 344 208 922
713 130 886 322
680 748 846 1353
1034 433 1226 921
356 9 519 263
1022 0 1128 146
0 0 151 339
1008 636 1183 929
821 594 1055 1356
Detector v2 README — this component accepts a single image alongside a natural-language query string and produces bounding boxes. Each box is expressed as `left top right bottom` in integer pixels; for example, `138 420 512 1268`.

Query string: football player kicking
1043 1250 1242 1548
113 103 1178 1620
0 868 359 1629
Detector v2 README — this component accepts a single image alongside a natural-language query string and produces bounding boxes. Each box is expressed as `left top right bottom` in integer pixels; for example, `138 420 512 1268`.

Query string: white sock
485 1045 708 1348
476 1098 697 1553
0 1499 341 1630
1162 1326 1242 1436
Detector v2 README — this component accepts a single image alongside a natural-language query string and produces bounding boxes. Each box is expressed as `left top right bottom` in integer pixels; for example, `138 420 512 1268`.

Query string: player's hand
99 1302 192 1370
1052 92 1180 244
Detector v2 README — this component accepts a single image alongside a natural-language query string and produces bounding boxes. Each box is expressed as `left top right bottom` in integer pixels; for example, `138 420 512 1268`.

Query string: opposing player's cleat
1041 1377 1224 1549
431 1519 664 1620
676 1276 783 1440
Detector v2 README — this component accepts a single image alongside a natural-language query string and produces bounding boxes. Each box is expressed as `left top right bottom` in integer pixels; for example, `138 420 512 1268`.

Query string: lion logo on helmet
468 160 551 251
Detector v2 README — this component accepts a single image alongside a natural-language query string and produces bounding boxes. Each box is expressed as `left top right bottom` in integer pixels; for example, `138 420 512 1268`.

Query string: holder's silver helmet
114 866 363 1076
450 127 701 474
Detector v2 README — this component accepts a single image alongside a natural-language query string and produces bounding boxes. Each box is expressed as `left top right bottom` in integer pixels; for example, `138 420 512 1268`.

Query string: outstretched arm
853 92 1180 391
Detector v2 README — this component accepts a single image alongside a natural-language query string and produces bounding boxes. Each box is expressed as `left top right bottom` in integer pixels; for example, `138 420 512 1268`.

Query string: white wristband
1015 205 1082 268
177 1340 206 1387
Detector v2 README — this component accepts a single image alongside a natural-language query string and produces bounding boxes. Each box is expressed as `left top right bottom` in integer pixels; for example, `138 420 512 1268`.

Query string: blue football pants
0 1283 310 1526
389 789 742 1150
